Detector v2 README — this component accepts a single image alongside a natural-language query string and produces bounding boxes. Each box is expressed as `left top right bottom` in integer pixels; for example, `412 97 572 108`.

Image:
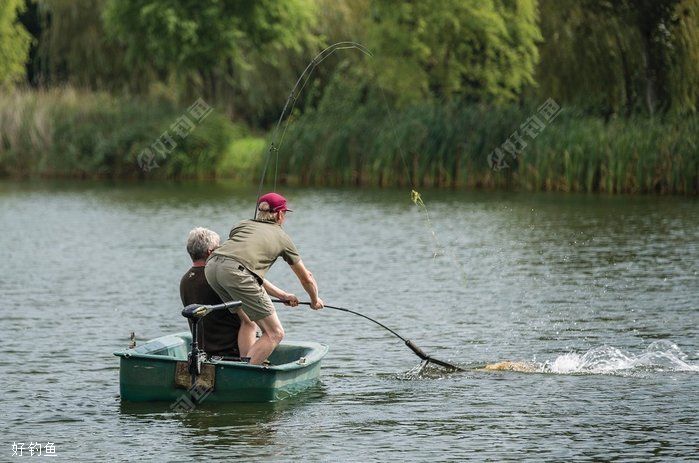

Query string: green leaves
0 0 31 88
102 0 317 122
367 0 541 104
536 0 699 115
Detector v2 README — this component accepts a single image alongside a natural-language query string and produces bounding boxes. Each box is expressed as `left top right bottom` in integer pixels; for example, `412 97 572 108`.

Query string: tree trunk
640 41 657 116
613 28 633 115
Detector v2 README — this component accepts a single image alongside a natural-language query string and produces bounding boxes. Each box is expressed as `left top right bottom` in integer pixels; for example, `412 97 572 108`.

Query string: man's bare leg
246 311 285 365
236 309 258 357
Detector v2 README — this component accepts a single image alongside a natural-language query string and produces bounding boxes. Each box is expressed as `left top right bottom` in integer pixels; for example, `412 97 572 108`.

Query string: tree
536 0 699 115
367 0 541 104
103 0 317 121
663 0 699 113
32 0 153 92
0 0 32 87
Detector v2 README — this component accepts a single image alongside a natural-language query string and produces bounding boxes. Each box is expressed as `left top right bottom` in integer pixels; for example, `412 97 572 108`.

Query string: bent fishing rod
273 300 464 371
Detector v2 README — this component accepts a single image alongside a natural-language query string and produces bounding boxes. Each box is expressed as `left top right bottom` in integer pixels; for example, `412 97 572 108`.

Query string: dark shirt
180 266 241 357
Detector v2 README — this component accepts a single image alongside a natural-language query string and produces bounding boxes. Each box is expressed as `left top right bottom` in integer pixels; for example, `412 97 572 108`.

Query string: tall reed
279 96 699 194
1 88 697 194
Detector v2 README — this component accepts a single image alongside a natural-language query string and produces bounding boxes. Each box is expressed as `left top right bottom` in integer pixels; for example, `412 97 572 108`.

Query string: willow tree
0 0 32 87
536 0 699 115
368 0 541 104
32 0 152 92
666 0 699 113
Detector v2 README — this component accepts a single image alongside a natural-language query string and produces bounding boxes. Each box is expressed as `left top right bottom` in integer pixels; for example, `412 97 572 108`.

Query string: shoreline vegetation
2 1 699 194
1 88 697 194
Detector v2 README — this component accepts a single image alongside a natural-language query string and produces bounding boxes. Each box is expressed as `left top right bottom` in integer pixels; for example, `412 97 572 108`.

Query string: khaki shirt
212 219 301 279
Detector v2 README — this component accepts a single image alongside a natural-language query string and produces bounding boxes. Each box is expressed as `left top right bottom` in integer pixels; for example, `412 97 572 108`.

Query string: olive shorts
204 254 275 322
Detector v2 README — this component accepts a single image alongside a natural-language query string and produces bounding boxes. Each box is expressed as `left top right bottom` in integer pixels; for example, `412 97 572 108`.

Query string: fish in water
482 361 539 373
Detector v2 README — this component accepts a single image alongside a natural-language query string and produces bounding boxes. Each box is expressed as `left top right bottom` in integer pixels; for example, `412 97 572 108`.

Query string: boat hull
115 332 328 403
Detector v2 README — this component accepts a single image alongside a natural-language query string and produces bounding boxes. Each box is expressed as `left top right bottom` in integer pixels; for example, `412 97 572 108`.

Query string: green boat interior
126 332 317 367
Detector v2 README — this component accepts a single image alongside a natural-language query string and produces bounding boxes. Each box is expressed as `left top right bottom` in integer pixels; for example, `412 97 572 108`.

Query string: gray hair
256 201 277 222
186 227 220 261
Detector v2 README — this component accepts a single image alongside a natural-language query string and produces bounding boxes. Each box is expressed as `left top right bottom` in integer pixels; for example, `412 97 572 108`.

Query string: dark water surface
1 181 697 461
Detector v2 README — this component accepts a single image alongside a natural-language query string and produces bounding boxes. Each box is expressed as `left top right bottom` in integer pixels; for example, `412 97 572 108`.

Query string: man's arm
262 279 299 306
290 259 324 309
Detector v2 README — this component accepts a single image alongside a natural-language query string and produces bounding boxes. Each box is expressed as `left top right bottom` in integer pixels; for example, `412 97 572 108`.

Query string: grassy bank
0 89 259 180
1 89 697 194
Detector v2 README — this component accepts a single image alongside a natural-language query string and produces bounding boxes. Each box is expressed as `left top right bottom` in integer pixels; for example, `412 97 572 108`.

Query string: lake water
1 181 697 461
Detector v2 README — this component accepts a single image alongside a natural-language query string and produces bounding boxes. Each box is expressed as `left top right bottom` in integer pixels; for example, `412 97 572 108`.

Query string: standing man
205 192 324 365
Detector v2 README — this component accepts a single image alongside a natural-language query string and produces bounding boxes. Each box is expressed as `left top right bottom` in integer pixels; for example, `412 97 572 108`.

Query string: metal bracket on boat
181 301 243 390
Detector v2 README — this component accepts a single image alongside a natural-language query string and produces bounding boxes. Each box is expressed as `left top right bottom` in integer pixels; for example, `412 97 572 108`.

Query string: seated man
180 227 247 358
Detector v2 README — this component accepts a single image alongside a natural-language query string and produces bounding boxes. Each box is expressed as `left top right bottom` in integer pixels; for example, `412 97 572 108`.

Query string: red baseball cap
258 192 292 212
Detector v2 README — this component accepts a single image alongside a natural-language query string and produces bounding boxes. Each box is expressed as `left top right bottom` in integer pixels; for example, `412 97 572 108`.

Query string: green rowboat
114 332 328 403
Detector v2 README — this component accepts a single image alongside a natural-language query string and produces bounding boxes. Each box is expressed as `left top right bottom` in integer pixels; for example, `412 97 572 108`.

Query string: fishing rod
253 41 373 219
272 299 464 372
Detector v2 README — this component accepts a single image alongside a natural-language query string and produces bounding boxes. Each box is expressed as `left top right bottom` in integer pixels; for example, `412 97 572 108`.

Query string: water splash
543 341 699 375
398 361 462 380
481 341 698 376
397 341 698 379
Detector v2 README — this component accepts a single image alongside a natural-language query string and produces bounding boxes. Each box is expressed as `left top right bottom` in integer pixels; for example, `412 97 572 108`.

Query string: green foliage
217 136 267 180
103 0 318 124
277 89 699 194
14 0 699 120
0 89 237 179
4 0 699 195
667 0 699 113
0 0 32 87
536 0 699 115
34 0 153 92
1 87 696 194
367 0 541 103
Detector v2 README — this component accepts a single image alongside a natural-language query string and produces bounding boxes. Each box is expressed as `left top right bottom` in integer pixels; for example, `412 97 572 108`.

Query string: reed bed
280 97 699 194
1 89 697 194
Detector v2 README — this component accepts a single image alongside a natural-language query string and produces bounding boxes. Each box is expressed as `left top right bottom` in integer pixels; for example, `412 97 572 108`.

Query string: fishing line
378 87 443 258
377 88 469 283
254 42 372 219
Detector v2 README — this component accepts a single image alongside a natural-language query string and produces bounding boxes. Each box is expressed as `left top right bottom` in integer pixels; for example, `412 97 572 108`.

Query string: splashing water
401 341 699 379
544 341 699 375
397 341 699 380
398 360 465 380
480 341 699 376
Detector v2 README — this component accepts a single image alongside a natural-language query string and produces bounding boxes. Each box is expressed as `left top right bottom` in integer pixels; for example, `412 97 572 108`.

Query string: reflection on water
1 181 697 461
119 387 326 448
